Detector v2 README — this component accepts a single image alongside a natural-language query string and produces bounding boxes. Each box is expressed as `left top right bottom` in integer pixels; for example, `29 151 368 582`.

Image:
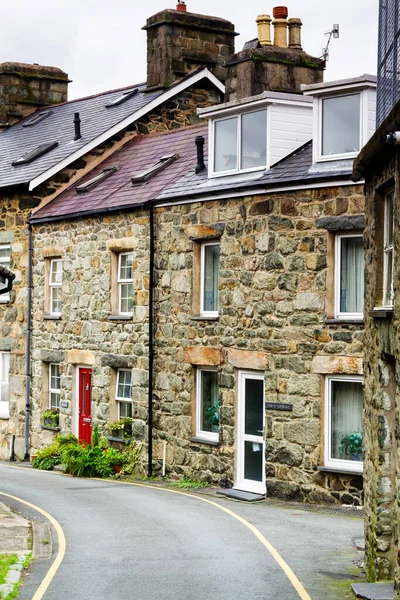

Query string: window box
108 417 132 440
41 408 60 428
196 367 219 443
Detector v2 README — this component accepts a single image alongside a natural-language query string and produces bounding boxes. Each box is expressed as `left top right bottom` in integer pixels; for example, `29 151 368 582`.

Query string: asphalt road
0 465 364 600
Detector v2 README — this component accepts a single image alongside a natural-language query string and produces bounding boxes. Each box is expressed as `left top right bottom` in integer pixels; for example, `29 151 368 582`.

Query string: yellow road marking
0 490 66 600
1 465 312 600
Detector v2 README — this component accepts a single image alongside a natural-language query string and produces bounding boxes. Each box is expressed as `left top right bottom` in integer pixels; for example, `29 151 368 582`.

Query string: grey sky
0 0 379 99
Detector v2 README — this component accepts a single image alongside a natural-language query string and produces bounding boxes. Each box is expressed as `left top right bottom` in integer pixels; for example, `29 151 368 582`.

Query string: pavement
0 501 30 597
0 463 368 600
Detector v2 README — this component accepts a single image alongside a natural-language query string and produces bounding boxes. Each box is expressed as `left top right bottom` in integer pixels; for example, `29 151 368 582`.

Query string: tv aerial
321 24 339 62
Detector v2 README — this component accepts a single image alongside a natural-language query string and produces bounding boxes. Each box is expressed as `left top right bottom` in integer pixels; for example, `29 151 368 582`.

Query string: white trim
195 367 219 443
200 241 219 318
324 375 363 474
49 258 62 316
118 252 134 316
334 233 364 320
199 95 312 120
155 180 362 208
29 69 225 191
235 370 265 495
49 363 61 409
383 189 395 308
0 352 10 419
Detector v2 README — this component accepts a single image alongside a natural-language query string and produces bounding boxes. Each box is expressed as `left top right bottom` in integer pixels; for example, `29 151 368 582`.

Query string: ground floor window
49 363 61 409
324 375 363 472
0 352 10 418
196 367 219 442
116 369 132 419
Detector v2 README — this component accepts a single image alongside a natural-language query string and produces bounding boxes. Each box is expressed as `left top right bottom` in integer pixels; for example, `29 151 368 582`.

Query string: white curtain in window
331 380 363 460
340 237 364 313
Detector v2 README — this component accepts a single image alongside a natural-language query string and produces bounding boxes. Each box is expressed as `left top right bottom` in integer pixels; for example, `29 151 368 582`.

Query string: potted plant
205 402 220 433
108 417 133 440
103 447 125 473
339 431 364 461
41 408 60 428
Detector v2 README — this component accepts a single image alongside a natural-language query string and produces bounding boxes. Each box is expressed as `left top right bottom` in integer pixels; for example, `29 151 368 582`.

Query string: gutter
147 203 155 477
24 222 33 460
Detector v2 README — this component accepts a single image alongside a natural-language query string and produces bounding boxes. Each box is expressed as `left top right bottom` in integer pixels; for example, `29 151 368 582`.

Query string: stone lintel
42 247 64 258
101 354 135 369
316 215 365 231
185 346 222 366
226 348 267 371
184 224 224 241
40 349 64 363
106 237 136 252
0 338 14 351
312 356 363 375
66 349 95 366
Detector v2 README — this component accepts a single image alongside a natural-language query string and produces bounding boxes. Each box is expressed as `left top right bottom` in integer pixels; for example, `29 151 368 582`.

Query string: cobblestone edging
0 553 29 599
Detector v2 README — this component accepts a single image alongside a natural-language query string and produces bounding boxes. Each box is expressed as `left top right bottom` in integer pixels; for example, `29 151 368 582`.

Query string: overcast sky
0 0 379 99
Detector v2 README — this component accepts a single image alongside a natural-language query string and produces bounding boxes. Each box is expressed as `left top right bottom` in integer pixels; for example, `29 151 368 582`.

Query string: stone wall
152 186 365 504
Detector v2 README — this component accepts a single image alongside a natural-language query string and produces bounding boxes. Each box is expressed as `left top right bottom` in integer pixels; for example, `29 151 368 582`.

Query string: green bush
33 434 79 471
117 441 143 477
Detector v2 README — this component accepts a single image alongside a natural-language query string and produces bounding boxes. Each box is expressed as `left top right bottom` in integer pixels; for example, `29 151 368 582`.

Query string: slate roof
0 84 163 190
31 123 208 222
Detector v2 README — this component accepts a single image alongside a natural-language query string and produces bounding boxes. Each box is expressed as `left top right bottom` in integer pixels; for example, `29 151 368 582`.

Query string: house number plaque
265 402 293 411
61 402 69 408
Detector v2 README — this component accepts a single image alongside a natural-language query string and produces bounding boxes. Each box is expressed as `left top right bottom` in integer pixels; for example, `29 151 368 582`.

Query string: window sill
325 318 364 325
191 316 219 322
40 425 61 432
190 436 219 446
108 315 133 321
318 466 363 476
43 314 61 320
106 436 131 444
369 308 393 319
0 415 9 420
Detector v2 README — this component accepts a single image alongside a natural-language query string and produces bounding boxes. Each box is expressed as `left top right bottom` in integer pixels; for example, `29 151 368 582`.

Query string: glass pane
245 378 264 436
50 260 62 284
244 441 263 481
119 401 132 419
1 353 10 384
214 118 238 172
322 94 360 155
200 370 219 433
50 364 60 390
340 237 364 313
203 244 220 313
385 249 394 305
120 283 134 313
0 382 9 403
241 110 267 169
117 370 132 399
81 373 86 414
51 287 62 313
119 253 133 281
331 380 363 461
0 246 10 264
50 392 60 409
386 192 394 246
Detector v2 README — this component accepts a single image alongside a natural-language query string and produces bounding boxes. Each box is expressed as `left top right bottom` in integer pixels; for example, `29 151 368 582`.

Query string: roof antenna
321 24 339 64
74 112 82 141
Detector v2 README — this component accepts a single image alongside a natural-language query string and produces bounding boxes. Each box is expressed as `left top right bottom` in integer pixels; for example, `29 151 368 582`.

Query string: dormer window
212 109 267 175
321 93 361 157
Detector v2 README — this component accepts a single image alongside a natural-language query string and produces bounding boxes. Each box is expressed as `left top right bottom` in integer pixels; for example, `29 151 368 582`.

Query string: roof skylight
76 164 119 194
11 142 59 167
105 88 139 108
131 154 179 184
22 111 53 128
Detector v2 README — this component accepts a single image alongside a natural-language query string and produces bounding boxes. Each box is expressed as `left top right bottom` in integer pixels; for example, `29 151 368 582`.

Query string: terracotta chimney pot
256 15 272 46
176 1 187 11
273 6 288 19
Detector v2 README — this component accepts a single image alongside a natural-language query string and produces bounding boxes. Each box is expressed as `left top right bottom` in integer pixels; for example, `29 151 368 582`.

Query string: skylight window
131 154 179 184
22 111 53 128
105 88 139 108
11 142 59 167
76 165 119 194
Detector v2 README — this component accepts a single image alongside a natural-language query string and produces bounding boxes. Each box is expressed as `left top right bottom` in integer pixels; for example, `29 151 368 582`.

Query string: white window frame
334 233 364 320
0 352 10 419
324 375 363 474
200 242 220 318
118 252 134 316
0 244 11 304
196 367 219 443
383 190 394 308
49 258 62 316
209 109 268 178
49 363 61 410
115 368 133 419
316 91 364 162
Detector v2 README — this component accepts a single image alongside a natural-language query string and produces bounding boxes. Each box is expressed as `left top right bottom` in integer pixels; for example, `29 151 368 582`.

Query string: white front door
236 371 266 495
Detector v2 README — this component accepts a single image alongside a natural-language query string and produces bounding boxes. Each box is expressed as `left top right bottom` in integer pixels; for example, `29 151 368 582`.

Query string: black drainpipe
147 203 155 477
24 221 33 459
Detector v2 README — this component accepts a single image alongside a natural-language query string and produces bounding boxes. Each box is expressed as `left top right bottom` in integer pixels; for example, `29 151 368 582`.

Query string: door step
351 582 394 600
217 489 265 502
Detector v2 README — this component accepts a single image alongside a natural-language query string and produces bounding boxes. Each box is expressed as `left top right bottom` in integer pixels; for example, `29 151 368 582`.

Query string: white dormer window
321 93 361 157
213 110 267 175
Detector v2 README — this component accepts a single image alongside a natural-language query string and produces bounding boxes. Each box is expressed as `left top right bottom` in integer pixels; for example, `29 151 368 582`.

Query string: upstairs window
0 245 11 303
200 242 220 317
212 110 267 175
118 253 133 315
321 93 361 158
383 190 394 307
335 234 364 319
49 259 62 316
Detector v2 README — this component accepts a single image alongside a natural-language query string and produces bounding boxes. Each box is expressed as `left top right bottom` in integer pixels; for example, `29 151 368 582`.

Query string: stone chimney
0 62 70 126
225 6 324 101
143 5 237 90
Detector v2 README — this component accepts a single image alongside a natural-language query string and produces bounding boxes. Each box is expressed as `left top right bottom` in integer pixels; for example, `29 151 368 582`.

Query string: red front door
78 368 92 444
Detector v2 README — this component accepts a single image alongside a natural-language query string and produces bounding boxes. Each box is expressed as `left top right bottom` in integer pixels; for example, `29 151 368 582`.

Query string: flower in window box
108 417 133 440
41 408 60 428
339 431 363 461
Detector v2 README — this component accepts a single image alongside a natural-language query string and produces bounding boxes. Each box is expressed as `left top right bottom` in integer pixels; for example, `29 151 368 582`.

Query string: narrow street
0 464 363 600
